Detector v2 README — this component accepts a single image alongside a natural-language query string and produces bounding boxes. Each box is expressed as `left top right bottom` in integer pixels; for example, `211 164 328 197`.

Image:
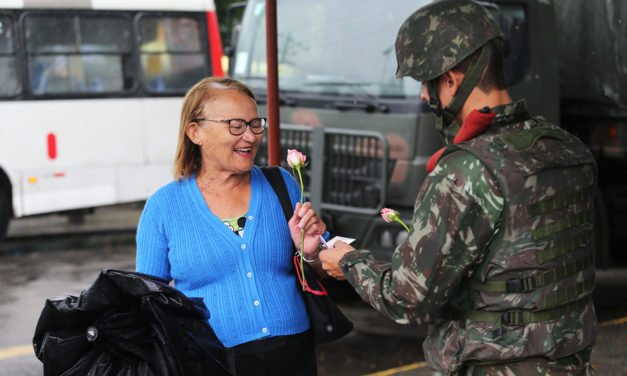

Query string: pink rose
287 149 307 169
380 208 399 223
286 149 309 290
381 208 410 232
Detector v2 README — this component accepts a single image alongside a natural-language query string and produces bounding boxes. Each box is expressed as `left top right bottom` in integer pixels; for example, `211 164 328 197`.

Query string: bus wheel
0 192 11 243
0 187 10 243
594 189 610 269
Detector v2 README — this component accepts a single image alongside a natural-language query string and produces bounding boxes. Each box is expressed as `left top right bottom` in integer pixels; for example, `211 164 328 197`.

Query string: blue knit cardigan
136 166 309 347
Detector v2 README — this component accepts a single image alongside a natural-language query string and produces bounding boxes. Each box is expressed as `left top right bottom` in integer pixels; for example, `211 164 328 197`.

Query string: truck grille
256 125 389 214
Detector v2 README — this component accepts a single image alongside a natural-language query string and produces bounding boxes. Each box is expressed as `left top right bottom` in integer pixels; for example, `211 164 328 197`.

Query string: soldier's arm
339 151 503 325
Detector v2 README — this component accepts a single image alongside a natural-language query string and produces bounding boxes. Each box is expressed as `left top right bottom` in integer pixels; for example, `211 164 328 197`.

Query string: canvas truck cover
554 0 627 114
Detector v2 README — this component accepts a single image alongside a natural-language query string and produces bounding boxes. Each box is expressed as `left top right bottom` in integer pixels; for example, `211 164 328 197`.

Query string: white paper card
322 236 356 249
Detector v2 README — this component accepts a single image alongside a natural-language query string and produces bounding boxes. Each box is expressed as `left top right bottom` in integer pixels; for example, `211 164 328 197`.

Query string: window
0 16 21 96
24 15 133 95
233 0 423 98
138 16 208 93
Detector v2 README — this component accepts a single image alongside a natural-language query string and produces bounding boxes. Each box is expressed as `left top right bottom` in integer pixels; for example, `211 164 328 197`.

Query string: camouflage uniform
338 2 598 373
339 100 597 375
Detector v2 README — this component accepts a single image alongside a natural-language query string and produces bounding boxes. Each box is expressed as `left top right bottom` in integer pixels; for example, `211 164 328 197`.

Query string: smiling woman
135 77 328 375
183 80 262 186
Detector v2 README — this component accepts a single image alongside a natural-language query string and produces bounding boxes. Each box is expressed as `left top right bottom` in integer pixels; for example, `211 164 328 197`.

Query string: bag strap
260 166 293 223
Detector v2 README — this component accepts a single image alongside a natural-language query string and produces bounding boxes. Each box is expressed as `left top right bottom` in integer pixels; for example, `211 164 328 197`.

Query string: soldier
320 1 597 374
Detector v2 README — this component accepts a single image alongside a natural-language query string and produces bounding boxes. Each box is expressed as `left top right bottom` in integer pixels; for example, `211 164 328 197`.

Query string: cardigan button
241 244 246 250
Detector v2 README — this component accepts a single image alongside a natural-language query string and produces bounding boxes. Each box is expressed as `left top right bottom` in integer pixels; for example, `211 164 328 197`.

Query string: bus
0 0 224 242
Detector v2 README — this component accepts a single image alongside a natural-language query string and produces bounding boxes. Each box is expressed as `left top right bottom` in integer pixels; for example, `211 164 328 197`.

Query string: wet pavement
1 204 627 375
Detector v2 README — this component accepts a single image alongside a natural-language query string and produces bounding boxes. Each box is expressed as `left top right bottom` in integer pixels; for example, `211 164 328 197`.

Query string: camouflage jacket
339 100 597 374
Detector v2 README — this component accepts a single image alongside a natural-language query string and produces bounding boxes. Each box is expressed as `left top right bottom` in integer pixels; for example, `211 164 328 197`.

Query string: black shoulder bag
261 167 353 345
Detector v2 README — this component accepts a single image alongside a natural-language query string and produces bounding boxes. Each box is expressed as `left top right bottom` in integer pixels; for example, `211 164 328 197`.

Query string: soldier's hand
319 240 355 280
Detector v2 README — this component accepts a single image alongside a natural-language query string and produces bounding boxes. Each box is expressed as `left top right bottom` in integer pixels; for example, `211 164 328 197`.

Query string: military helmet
395 0 503 82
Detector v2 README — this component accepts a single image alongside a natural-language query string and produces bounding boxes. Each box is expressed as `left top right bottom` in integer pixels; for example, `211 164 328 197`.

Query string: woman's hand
288 202 327 258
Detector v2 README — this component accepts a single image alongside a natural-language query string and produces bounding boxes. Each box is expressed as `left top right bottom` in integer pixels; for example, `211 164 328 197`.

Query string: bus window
138 16 208 93
0 16 20 97
24 15 133 95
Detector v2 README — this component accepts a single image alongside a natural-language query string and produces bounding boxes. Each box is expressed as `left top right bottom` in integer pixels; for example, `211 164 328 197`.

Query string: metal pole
265 0 280 166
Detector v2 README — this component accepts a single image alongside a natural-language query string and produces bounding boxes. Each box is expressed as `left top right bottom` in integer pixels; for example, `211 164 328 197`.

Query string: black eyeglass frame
192 117 267 136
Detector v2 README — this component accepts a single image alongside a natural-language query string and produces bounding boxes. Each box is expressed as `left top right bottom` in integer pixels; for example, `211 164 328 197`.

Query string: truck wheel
0 187 10 243
594 189 610 269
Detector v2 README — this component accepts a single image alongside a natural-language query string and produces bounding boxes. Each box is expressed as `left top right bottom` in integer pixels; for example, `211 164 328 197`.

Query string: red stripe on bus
206 11 224 77
47 133 57 160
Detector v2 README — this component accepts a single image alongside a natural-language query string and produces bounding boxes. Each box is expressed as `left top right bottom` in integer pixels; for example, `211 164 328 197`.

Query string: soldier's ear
441 70 464 95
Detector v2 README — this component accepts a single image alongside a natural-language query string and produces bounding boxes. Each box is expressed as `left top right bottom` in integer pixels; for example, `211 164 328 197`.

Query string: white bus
0 0 224 241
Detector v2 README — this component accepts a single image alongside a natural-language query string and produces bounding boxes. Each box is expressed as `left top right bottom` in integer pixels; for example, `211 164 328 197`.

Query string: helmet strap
428 79 454 144
442 45 491 125
426 80 442 117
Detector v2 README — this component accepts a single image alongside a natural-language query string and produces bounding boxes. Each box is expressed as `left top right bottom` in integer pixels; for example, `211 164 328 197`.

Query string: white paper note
322 236 356 249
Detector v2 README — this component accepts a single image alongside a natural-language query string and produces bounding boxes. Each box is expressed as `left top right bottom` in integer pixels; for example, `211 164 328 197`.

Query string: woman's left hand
288 202 327 258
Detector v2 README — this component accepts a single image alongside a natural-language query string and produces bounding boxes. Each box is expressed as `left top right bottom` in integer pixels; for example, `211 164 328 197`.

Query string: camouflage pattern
339 100 598 375
395 0 503 82
460 353 595 376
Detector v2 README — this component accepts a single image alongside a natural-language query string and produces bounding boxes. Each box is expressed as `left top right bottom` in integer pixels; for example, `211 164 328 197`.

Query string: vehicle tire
594 189 610 269
0 186 10 244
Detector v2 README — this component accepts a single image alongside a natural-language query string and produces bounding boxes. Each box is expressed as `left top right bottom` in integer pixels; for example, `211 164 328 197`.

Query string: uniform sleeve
339 152 503 325
135 195 172 281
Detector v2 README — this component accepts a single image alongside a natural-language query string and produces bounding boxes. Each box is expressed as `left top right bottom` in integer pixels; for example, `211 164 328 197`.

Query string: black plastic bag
33 269 232 376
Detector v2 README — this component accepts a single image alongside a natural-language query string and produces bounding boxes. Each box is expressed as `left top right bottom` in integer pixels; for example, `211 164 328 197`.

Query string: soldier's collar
490 100 531 127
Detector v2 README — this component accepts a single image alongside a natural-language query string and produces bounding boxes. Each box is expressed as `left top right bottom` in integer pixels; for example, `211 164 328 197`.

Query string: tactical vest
450 116 597 345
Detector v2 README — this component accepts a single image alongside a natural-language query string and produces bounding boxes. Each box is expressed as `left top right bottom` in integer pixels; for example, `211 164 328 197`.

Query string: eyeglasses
192 117 267 136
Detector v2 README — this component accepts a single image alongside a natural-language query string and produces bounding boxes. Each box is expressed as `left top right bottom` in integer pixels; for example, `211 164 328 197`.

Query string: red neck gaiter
426 108 496 173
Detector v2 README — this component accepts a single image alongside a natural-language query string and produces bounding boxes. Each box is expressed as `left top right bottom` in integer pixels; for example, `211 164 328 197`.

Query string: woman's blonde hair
173 77 256 179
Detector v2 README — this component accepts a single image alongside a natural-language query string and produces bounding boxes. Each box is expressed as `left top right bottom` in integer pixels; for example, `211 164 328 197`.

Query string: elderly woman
136 77 325 375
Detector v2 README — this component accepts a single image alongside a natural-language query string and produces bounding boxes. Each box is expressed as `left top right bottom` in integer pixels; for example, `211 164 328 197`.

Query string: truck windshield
232 0 427 98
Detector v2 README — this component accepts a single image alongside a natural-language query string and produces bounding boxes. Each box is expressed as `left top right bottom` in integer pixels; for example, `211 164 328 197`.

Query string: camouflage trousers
458 361 595 375
456 349 595 376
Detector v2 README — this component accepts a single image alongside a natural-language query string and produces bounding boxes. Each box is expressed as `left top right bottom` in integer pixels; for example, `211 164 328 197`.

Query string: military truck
229 0 627 268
